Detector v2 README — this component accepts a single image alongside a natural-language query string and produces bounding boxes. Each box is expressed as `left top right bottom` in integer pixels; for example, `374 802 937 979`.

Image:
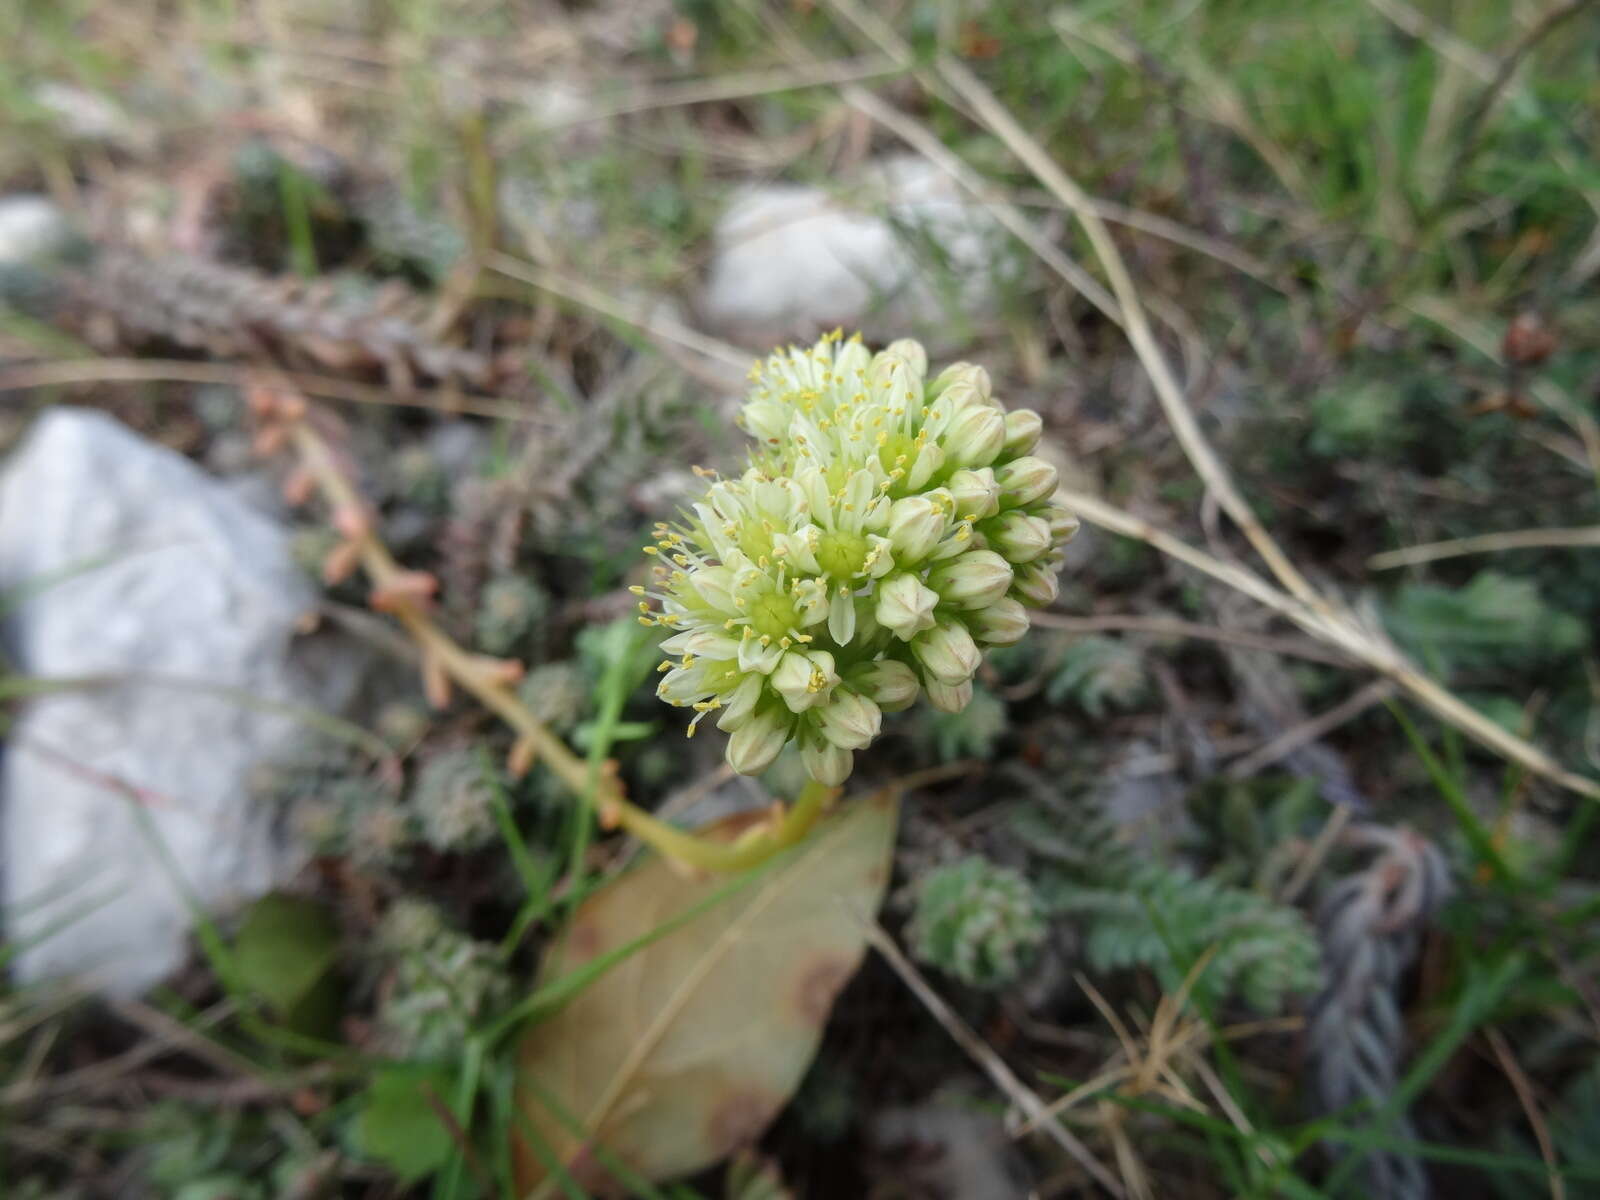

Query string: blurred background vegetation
1 0 1599 1196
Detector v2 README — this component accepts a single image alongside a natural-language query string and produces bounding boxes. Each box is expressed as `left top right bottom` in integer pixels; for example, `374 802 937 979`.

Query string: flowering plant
636 332 1076 787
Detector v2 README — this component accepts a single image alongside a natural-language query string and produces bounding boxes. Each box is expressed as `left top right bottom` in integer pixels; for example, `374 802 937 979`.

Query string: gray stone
0 194 70 265
700 156 1009 351
0 408 362 997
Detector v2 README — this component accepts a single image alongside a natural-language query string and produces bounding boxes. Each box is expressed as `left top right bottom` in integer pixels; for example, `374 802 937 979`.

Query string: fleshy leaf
514 790 899 1193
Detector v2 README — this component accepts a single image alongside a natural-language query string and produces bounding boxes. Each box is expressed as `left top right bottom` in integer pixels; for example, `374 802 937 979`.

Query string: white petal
828 589 857 644
737 636 785 674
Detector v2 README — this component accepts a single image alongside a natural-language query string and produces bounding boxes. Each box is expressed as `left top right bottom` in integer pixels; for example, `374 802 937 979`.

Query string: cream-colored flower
637 331 1076 784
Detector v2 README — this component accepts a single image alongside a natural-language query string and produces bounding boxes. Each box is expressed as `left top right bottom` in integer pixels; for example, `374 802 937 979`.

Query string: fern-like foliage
1384 570 1586 672
1046 864 1321 1013
1015 799 1321 1014
908 856 1047 990
915 682 1009 762
1045 635 1147 716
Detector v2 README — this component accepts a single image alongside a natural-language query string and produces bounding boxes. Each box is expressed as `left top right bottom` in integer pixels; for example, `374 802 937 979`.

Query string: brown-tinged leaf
513 790 899 1194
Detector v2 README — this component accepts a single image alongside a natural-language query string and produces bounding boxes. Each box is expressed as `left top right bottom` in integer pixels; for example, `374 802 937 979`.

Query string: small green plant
373 900 510 1059
516 659 589 733
410 746 503 852
474 573 550 656
1045 635 1146 717
1019 801 1320 1013
1051 863 1321 1014
908 856 1048 989
286 775 416 870
1384 570 1586 673
915 680 1009 761
1308 378 1406 457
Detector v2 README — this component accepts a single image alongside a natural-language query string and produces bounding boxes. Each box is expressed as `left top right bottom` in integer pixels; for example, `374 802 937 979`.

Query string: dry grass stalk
1368 526 1600 570
862 921 1127 1197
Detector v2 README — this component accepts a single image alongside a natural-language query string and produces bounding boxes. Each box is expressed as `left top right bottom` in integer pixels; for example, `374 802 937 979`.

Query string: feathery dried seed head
639 331 1074 785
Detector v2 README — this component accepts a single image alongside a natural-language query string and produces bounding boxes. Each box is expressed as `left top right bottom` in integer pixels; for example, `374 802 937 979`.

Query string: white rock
701 156 1009 350
0 195 70 265
32 82 148 149
0 409 362 997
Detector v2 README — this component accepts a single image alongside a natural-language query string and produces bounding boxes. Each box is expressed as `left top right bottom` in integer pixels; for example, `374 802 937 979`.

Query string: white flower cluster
636 331 1076 785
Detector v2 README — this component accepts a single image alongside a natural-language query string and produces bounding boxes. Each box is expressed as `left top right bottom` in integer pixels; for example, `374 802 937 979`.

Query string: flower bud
850 594 883 644
933 380 984 412
924 677 973 714
887 494 949 563
773 525 822 575
834 336 872 376
848 658 920 712
741 399 790 444
942 404 1006 468
714 675 764 731
966 597 1030 646
726 706 791 775
876 572 940 640
736 632 785 675
928 362 992 406
927 549 1013 610
770 649 839 713
1043 501 1080 544
1002 408 1043 457
901 440 945 492
947 468 1001 520
817 688 882 750
995 456 1058 508
912 616 981 686
884 338 928 381
1011 559 1061 607
871 341 927 394
801 737 853 786
986 510 1053 564
690 564 739 612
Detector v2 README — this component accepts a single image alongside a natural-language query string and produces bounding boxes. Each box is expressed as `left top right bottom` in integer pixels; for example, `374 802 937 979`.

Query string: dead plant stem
286 416 829 871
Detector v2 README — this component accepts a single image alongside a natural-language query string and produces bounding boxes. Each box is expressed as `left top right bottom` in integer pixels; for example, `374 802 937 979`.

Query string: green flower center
816 530 869 578
749 591 800 639
701 659 743 693
876 432 918 478
736 519 776 561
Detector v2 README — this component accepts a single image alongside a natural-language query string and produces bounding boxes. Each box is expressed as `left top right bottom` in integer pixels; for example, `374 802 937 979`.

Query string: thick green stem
610 777 837 872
